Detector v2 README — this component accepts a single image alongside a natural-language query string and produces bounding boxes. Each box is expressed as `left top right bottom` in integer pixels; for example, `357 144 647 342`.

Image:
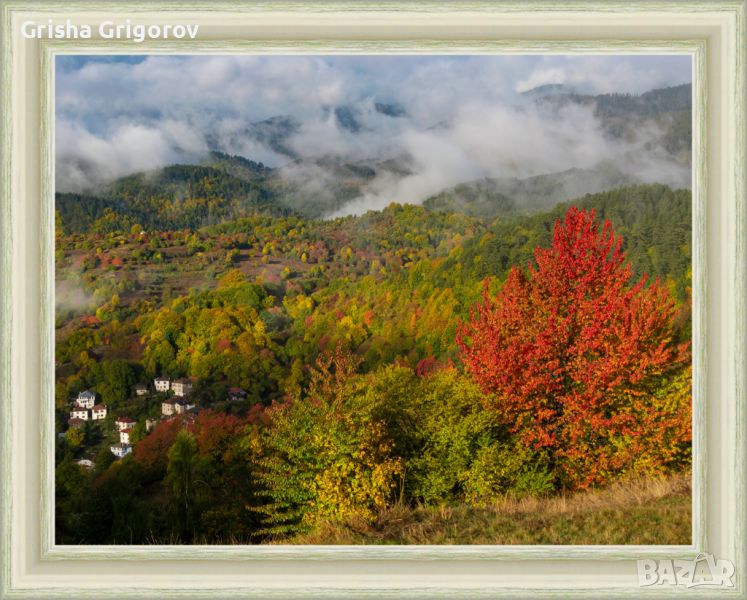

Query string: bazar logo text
638 554 735 588
21 19 199 43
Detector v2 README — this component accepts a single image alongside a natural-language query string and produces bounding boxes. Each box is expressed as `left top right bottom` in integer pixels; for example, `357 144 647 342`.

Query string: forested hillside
535 83 692 164
55 179 692 544
56 155 286 233
56 83 692 227
423 164 638 217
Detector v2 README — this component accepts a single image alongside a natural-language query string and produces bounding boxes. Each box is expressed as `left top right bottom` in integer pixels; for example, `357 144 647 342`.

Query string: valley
54 80 693 545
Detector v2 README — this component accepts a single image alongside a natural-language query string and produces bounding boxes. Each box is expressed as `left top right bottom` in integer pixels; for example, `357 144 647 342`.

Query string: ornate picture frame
1 1 744 597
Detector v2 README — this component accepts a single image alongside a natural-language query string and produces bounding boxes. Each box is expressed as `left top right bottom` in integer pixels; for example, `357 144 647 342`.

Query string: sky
55 54 692 210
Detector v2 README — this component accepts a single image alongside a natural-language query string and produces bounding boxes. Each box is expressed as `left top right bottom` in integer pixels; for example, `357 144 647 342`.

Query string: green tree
65 427 84 451
92 360 136 405
255 346 402 536
55 459 90 542
79 458 154 543
165 430 203 542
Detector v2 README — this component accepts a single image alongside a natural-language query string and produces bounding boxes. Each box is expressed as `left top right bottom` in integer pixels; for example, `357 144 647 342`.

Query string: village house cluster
68 390 108 429
66 376 247 464
156 377 196 416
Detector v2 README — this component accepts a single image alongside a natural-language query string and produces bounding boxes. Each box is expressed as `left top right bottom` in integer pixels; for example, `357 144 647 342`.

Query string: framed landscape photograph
1 1 745 598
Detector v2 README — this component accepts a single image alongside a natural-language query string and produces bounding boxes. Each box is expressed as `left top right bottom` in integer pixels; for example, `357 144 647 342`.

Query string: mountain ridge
56 82 692 230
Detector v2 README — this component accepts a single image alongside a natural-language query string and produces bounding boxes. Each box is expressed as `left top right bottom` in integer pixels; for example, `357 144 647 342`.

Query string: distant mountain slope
535 84 692 164
56 158 290 233
536 84 691 118
519 83 579 99
204 116 301 160
423 163 639 219
56 81 692 230
202 101 408 162
56 153 688 236
271 155 413 219
57 151 393 233
202 151 272 181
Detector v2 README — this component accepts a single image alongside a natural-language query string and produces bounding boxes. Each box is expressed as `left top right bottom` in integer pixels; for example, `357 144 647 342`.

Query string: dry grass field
281 473 691 545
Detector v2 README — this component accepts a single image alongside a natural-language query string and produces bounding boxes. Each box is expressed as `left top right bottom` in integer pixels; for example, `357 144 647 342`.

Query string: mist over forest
56 55 691 220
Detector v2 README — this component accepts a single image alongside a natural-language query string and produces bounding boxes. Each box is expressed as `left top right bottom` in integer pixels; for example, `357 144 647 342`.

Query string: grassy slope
282 474 691 545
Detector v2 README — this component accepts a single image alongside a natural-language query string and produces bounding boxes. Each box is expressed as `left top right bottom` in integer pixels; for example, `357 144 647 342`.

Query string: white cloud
55 54 693 206
515 55 692 96
515 68 567 93
55 118 205 191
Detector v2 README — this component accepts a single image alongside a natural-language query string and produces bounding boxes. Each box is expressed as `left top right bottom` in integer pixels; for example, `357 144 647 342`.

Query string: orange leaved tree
457 206 691 489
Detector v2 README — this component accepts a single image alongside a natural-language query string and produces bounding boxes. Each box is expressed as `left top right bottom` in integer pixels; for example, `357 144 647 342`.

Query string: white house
114 416 135 431
145 418 158 432
172 378 193 397
91 404 107 420
173 399 196 415
134 384 149 396
154 377 171 392
161 399 176 416
75 390 97 409
110 443 132 458
69 408 89 421
115 416 135 431
120 428 133 445
76 459 94 469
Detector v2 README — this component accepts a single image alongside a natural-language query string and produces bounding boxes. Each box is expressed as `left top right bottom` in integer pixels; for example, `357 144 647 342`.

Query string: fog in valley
56 55 692 218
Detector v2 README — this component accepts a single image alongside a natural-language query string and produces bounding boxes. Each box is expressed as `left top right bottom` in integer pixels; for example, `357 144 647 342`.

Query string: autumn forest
55 58 693 544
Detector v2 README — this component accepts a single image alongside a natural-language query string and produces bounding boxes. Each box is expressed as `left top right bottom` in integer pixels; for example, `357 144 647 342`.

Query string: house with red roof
115 416 135 431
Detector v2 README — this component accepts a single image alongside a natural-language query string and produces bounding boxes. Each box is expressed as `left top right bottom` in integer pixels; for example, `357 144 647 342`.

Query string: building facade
173 399 196 415
110 443 132 458
69 408 89 421
161 399 176 416
91 404 107 420
171 378 193 397
76 390 97 409
115 416 135 431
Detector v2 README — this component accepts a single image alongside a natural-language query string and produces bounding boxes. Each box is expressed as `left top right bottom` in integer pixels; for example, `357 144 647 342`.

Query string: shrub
254 347 402 536
462 442 553 505
360 366 553 506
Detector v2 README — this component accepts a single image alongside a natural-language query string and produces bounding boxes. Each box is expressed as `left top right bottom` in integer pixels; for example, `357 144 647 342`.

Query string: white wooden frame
1 1 744 597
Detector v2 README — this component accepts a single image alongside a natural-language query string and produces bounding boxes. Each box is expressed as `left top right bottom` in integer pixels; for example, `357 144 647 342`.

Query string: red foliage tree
134 417 183 476
457 207 691 489
190 410 248 462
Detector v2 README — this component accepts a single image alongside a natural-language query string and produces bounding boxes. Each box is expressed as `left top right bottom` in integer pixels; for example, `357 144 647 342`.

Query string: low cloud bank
56 55 692 213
